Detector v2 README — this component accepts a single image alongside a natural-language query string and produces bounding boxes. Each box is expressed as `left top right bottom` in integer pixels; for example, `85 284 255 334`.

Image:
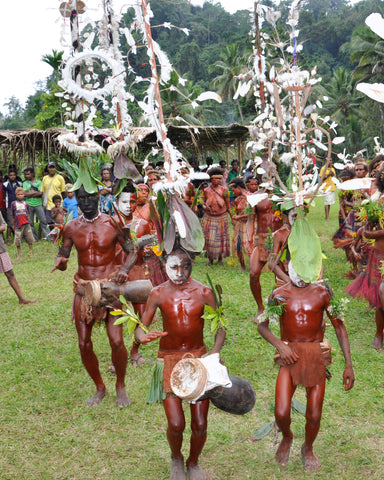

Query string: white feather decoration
195 91 222 103
356 83 384 103
173 210 187 238
365 13 384 40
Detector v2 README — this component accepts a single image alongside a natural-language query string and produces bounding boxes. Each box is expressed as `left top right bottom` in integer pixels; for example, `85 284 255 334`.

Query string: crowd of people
5 151 384 477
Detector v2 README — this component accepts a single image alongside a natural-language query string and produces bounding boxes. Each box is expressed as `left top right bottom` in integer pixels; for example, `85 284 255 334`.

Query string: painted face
165 253 193 285
117 192 137 216
76 186 99 220
137 185 149 202
210 176 222 187
288 261 309 288
372 162 383 178
247 180 259 193
231 185 241 197
354 164 366 178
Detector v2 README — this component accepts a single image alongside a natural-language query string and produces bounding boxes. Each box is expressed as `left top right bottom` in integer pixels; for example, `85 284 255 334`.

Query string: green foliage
112 295 148 339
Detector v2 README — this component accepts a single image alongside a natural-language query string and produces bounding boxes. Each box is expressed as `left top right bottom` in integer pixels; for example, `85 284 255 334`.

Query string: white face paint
288 261 308 288
165 253 192 285
117 192 136 216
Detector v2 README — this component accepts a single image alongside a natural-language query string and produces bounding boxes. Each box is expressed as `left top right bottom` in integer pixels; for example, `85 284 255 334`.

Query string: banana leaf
163 217 176 254
292 397 306 415
113 152 142 181
70 157 98 194
252 421 275 441
288 216 322 283
168 194 205 253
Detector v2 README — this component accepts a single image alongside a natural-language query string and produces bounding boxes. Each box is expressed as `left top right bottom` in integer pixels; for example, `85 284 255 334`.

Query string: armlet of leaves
202 305 228 335
258 296 286 325
111 295 148 338
328 295 349 322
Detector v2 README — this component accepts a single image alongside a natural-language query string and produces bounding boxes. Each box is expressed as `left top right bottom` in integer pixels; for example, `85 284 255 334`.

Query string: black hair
376 165 384 193
120 181 137 195
52 195 62 203
339 169 355 180
24 167 35 175
369 154 384 175
245 175 259 184
228 177 246 189
208 167 224 178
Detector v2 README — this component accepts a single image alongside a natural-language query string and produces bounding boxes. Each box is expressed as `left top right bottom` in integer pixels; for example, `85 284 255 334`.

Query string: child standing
50 195 67 225
62 184 79 219
11 187 35 260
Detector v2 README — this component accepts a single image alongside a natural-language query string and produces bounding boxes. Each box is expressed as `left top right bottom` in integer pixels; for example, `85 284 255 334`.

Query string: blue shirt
62 196 79 219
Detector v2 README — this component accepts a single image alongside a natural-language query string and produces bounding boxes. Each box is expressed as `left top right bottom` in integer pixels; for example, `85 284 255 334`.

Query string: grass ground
0 198 383 480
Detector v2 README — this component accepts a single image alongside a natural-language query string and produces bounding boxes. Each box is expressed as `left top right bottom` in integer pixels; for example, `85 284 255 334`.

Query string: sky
0 0 361 116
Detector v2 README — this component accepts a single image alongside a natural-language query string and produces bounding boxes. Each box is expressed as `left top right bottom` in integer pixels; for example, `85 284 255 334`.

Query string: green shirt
23 179 43 207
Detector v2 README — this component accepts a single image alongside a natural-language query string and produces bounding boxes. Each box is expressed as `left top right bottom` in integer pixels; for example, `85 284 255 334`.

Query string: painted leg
249 247 265 321
301 382 326 471
164 395 186 480
186 399 209 480
106 316 131 407
74 307 106 406
371 307 384 350
274 367 296 467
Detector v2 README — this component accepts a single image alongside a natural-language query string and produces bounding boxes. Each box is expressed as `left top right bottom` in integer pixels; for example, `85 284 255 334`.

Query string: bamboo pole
141 0 171 178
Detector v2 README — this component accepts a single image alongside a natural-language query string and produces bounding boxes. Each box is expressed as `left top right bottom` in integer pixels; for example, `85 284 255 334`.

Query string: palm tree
42 49 64 86
349 25 384 81
316 68 363 152
210 44 247 123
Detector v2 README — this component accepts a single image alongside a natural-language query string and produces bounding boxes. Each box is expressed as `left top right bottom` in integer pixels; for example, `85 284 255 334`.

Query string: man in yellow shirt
319 164 336 220
41 161 66 224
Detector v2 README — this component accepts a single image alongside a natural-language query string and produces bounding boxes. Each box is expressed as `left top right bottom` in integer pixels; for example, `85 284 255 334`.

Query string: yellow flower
153 245 163 256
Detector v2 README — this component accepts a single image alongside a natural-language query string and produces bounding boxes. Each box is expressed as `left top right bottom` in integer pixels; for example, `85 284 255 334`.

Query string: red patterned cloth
345 246 384 308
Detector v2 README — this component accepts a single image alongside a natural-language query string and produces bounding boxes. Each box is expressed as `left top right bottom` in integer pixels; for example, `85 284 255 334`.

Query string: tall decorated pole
69 0 86 142
140 0 171 178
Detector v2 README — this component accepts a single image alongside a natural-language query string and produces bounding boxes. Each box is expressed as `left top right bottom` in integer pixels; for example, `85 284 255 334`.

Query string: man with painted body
135 249 226 480
52 186 138 407
249 193 282 319
114 185 154 366
258 262 354 471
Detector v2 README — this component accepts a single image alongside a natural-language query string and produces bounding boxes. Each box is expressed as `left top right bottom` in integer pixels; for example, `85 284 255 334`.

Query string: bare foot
301 444 320 471
116 388 132 408
371 336 383 350
19 298 36 304
130 354 146 367
86 389 106 406
275 436 293 467
170 457 186 480
187 463 209 480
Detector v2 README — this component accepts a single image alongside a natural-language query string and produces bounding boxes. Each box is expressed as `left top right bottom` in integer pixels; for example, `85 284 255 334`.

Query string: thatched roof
0 124 250 161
